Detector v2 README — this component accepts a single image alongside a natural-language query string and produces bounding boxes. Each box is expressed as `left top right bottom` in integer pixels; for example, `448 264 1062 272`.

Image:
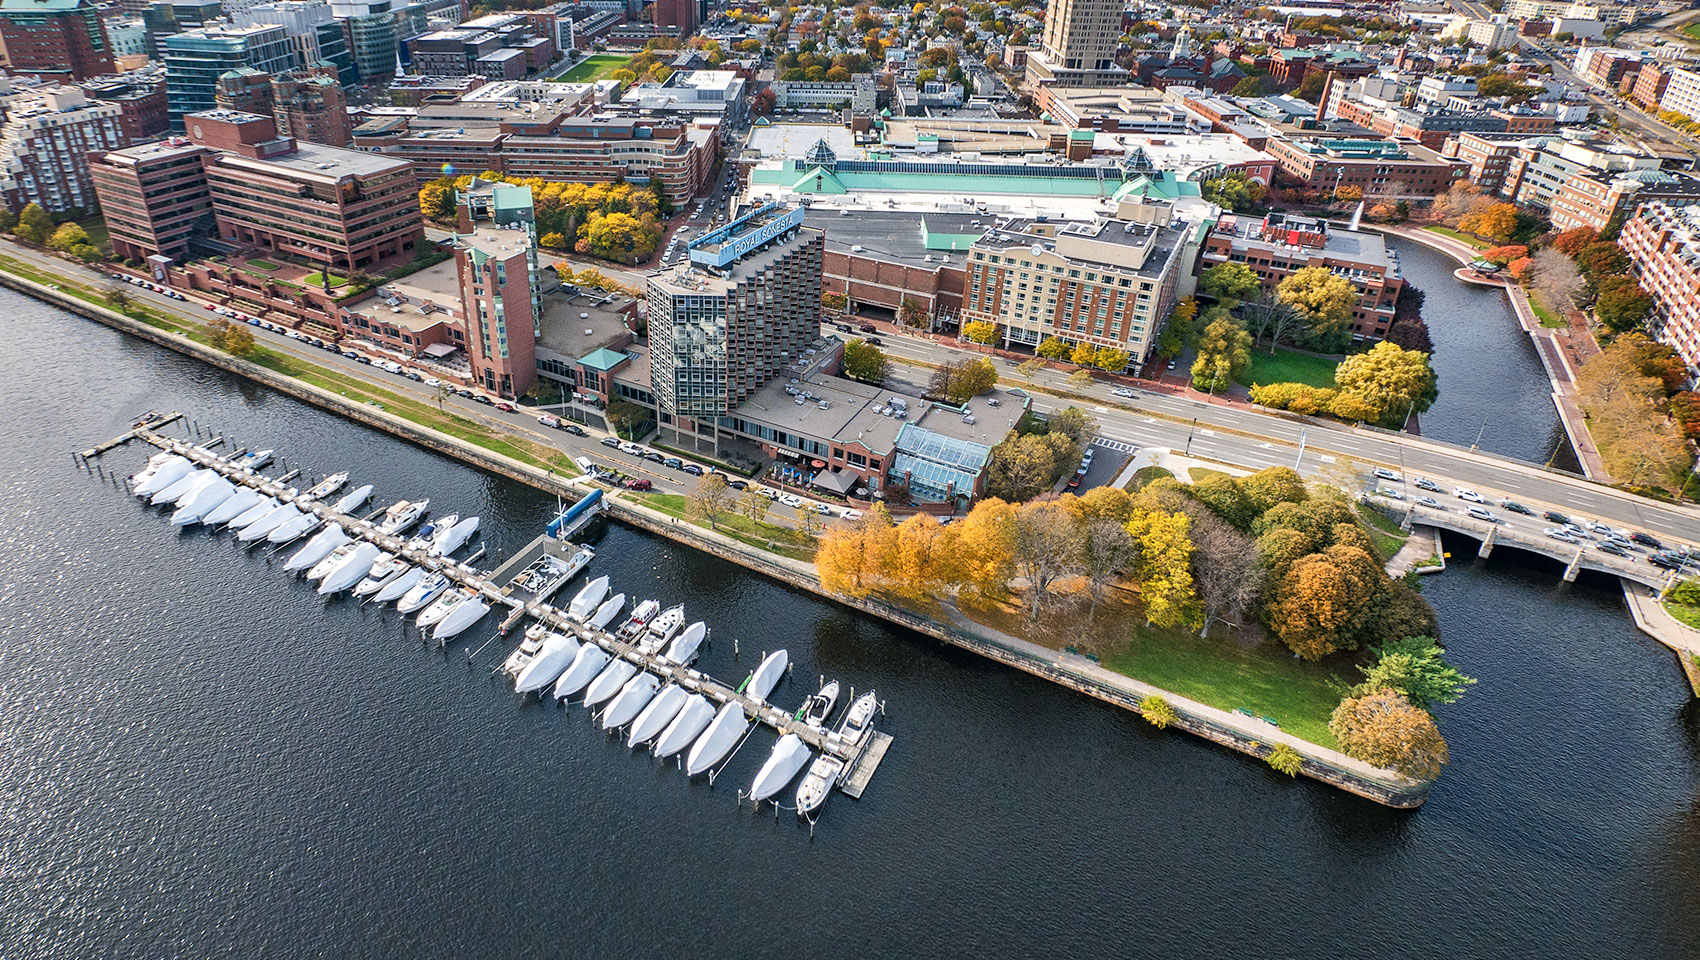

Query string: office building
230 0 356 86
82 71 170 143
140 0 222 59
1023 0 1126 87
1621 202 1700 375
0 0 114 80
652 0 696 37
89 137 214 261
453 181 542 398
1198 212 1403 340
163 24 299 129
0 82 125 213
1503 134 1662 211
1264 137 1467 200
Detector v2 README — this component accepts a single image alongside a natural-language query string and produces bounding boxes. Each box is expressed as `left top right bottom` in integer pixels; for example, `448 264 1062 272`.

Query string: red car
494 401 516 412
623 478 652 491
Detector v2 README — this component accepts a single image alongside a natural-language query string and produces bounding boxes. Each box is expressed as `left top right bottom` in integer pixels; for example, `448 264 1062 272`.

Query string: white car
839 508 863 520
779 494 803 508
1373 468 1401 482
1111 387 1135 399
1376 486 1404 500
1545 527 1579 543
759 486 780 500
423 377 442 387
618 441 643 455
1466 506 1499 523
814 502 833 515
1454 488 1487 503
1415 496 1442 510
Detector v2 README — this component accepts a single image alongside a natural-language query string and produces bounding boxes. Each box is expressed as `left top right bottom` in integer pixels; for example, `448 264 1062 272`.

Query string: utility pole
1185 417 1198 455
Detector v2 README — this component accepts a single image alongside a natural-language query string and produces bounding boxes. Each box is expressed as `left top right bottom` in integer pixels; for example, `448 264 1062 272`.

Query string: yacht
169 471 223 509
799 680 840 727
428 516 479 557
332 484 373 514
318 543 382 594
552 645 610 701
500 623 553 679
132 456 191 497
565 575 610 622
749 734 811 802
266 511 321 545
305 542 358 581
509 547 592 600
237 504 299 542
396 572 451 614
226 496 281 531
300 471 349 502
372 565 421 604
685 703 749 776
431 597 490 642
352 554 404 597
661 622 706 666
638 605 686 654
201 488 264 528
414 513 457 551
169 477 236 525
151 467 214 505
416 586 473 628
600 673 660 730
613 599 661 641
626 684 689 749
233 448 273 471
743 649 789 703
284 524 349 573
838 690 879 744
794 755 846 816
514 632 581 694
376 499 429 535
653 695 716 759
587 593 626 631
582 659 638 708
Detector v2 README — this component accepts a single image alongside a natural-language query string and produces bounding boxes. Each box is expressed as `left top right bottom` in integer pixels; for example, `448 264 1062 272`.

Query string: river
2 290 1697 958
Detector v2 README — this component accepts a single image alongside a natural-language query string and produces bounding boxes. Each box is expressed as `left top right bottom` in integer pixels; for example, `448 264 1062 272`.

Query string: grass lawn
1528 290 1566 329
246 258 280 271
1423 225 1490 250
1242 346 1338 389
301 271 348 288
1124 465 1174 491
1355 502 1409 561
1663 599 1700 631
636 492 818 561
554 53 632 82
1685 22 1700 41
75 215 110 254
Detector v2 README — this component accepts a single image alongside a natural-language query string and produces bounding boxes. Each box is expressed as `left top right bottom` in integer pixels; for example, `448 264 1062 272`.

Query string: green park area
1423 225 1490 250
301 271 349 288
1242 347 1338 390
554 54 634 83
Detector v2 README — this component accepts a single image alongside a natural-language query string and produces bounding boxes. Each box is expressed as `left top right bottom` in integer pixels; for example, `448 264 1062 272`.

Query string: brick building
454 183 542 398
1199 212 1402 339
1621 202 1700 375
82 72 169 143
807 208 970 325
90 136 214 261
1265 136 1467 200
0 0 115 81
0 83 125 213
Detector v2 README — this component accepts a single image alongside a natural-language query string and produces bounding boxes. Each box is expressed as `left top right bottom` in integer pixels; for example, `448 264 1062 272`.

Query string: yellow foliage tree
1328 689 1449 779
1125 508 1199 629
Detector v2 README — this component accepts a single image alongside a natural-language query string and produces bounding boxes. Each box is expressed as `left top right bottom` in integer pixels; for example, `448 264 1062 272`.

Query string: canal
1 292 1696 958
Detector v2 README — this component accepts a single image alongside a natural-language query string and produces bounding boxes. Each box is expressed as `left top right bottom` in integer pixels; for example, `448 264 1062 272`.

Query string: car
1648 553 1684 570
247 318 263 326
1376 486 1404 500
1545 527 1579 543
858 323 877 333
720 473 741 486
473 395 494 406
1067 475 1083 489
538 415 562 428
494 402 516 412
1414 478 1441 492
643 451 666 464
1500 500 1534 515
1415 496 1442 509
1630 532 1662 549
814 502 833 515
1466 506 1498 522
1454 488 1486 503
1543 510 1570 524
683 463 704 476
1373 468 1401 482
1589 521 1615 536
1563 522 1592 539
840 508 863 520
1603 535 1636 552
563 423 586 437
453 388 473 398
1111 387 1136 398
204 303 217 310
601 436 621 448
1166 360 1177 371
355 356 372 365
341 350 360 359
759 486 780 500
422 377 442 387
618 441 642 455
662 457 683 469
405 372 424 382
835 322 853 333
622 478 653 491
866 337 882 346
1597 542 1630 558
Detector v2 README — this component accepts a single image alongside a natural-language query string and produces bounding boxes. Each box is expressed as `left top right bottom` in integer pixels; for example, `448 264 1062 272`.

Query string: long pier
121 424 890 800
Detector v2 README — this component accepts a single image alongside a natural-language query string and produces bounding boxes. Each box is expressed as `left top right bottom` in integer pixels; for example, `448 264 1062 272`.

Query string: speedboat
638 605 686 654
170 477 235 525
661 622 706 666
305 541 358 581
151 467 214 505
237 504 299 542
565 575 610 622
553 645 610 701
501 623 553 679
583 659 638 708
428 516 479 557
318 542 382 594
332 484 373 514
414 513 456 550
416 586 472 627
430 596 490 642
202 487 264 528
838 690 878 744
374 566 424 605
233 448 273 471
376 499 428 535
795 755 845 816
743 649 789 703
799 680 840 727
300 471 349 502
352 554 404 596
587 593 626 631
685 702 749 776
226 496 280 531
169 471 223 509
396 571 450 614
266 510 321 545
653 695 716 758
627 683 689 748
284 524 349 573
600 673 660 730
132 456 191 497
514 632 581 694
749 734 811 802
613 599 661 641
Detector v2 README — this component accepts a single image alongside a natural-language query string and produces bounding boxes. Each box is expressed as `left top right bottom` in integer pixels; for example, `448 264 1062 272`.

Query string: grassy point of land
1663 597 1700 632
1243 346 1339 390
635 491 818 561
1123 465 1174 491
1355 502 1410 561
554 54 633 82
1423 225 1490 250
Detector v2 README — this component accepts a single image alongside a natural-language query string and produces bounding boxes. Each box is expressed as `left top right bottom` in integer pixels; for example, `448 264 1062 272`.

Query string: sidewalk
1621 583 1700 697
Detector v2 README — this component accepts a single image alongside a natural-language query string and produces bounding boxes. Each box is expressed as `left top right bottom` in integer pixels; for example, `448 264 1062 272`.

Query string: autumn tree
842 338 890 382
1190 472 1257 529
961 320 999 344
1354 636 1476 710
950 497 1017 600
686 473 734 530
1046 406 1098 447
1530 246 1583 310
1240 466 1307 515
740 487 772 526
1457 202 1519 243
1277 266 1356 353
986 431 1077 501
1480 244 1528 266
1071 340 1099 367
1268 543 1383 660
1183 505 1262 636
1093 347 1131 372
1126 508 1199 629
898 296 928 328
1075 485 1135 523
1076 515 1136 617
418 179 456 222
1551 226 1597 257
1011 499 1079 620
1331 341 1438 427
1198 261 1261 308
884 514 952 601
929 357 998 403
1036 337 1071 360
46 222 89 252
1191 316 1252 392
1329 690 1449 779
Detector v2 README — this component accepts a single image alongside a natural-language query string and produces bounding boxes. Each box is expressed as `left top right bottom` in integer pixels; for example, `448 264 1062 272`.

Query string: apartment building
0 83 126 213
82 72 169 143
1198 212 1402 339
0 0 115 81
1621 202 1700 374
1659 67 1700 124
1503 134 1661 211
162 23 298 128
1266 136 1468 200
1023 0 1126 87
229 0 356 86
454 183 542 398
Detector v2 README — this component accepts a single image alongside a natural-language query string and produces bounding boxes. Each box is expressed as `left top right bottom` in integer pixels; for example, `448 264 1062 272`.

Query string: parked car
662 457 683 469
563 423 586 437
866 337 882 346
835 323 853 333
622 477 652 491
618 441 642 455
405 371 423 381
473 395 494 406
422 377 442 388
840 508 863 520
683 464 705 476
643 451 666 464
814 503 833 515
538 415 562 429
494 402 516 412
601 436 621 448
779 494 803 508
341 350 360 359
858 323 877 333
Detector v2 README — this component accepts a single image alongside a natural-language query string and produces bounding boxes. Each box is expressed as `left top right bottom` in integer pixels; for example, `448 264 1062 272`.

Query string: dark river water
2 290 1697 958
1387 238 1578 469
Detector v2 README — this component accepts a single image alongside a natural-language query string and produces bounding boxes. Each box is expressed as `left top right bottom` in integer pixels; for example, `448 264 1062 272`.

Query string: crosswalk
1093 438 1137 453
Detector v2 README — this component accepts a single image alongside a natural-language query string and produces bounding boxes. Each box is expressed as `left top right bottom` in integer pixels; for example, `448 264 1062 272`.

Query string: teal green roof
753 162 1128 198
578 348 630 371
921 216 983 251
491 183 533 215
790 165 847 193
1068 130 1096 141
1111 175 1201 202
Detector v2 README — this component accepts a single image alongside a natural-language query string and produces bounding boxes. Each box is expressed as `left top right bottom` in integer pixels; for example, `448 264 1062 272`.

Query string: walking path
1385 525 1444 578
1621 583 1700 697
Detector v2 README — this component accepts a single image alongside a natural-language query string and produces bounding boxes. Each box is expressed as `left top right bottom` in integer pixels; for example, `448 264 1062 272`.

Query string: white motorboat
151 467 214 505
626 684 689 748
638 605 686 654
587 593 626 631
237 503 299 542
430 596 489 641
661 621 706 666
600 673 660 730
318 542 382 594
226 496 280 531
352 553 404 596
305 542 358 581
169 477 235 525
266 511 321 545
201 488 263 528
374 565 423 604
132 456 191 497
685 702 749 776
799 680 840 727
413 513 456 551
169 470 223 509
838 690 878 744
613 599 661 641
565 575 610 622
284 524 349 573
553 645 610 700
583 659 638 708
794 755 845 816
396 571 450 613
749 734 811 801
416 586 472 627
376 499 428 535
514 632 581 693
654 695 716 758
300 471 349 502
501 623 553 679
428 516 479 557
743 649 789 703
332 484 373 514
233 448 273 471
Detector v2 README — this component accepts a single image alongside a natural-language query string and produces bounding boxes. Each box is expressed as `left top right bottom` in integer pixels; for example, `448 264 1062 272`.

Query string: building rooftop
99 136 209 165
217 138 415 180
1212 213 1394 271
801 209 986 264
343 259 463 334
536 286 637 359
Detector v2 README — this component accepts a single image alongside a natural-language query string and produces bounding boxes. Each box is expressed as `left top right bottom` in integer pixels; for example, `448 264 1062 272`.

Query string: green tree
842 338 890 382
1198 261 1262 308
1036 337 1071 360
1200 171 1267 213
1329 690 1449 779
898 296 928 328
1240 465 1307 515
740 487 772 526
1267 743 1303 776
1354 636 1475 710
47 222 89 252
0 208 15 232
1594 279 1654 332
1139 694 1178 729
1331 341 1438 427
1190 317 1252 392
1277 266 1357 353
1294 71 1327 102
13 202 52 244
1047 406 1098 446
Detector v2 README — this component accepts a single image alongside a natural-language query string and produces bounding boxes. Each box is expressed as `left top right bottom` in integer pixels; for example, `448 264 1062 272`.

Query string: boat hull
627 684 689 748
396 575 448 614
565 575 610 621
319 543 381 594
227 497 280 531
333 484 373 513
583 660 638 708
586 593 626 631
746 649 789 702
431 599 490 641
653 695 716 758
685 703 749 776
601 673 660 730
750 733 811 801
374 566 423 604
237 505 299 542
284 525 349 573
514 634 581 694
202 489 263 527
553 646 610 700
